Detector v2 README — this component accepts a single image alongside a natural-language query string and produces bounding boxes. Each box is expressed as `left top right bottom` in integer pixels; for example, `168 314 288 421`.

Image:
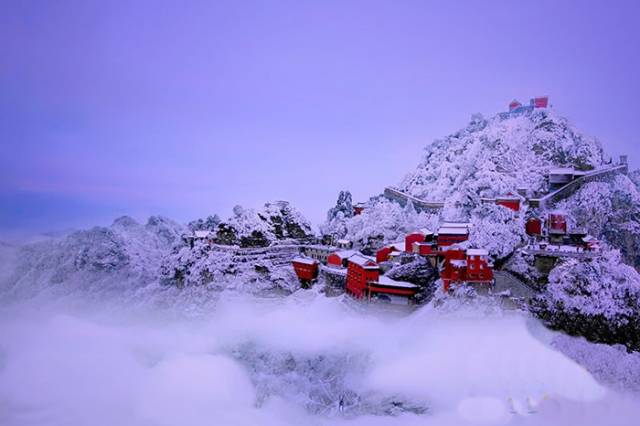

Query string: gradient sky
1 0 639 237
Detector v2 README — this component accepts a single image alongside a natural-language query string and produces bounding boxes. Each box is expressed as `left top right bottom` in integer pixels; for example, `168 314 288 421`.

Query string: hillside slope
399 109 605 213
324 107 639 266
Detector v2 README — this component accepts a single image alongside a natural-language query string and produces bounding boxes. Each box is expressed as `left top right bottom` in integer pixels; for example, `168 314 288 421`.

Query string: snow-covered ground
0 290 638 426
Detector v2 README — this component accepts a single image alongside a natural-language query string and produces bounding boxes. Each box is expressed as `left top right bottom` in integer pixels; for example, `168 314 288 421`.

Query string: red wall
548 214 567 233
292 261 318 281
327 253 342 267
346 262 379 298
465 255 493 281
534 96 549 108
496 199 520 211
437 234 468 247
526 218 542 236
417 243 436 256
376 247 392 263
440 249 493 291
405 233 425 252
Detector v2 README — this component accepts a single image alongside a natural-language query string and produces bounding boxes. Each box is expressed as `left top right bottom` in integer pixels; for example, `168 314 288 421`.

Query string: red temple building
437 224 470 247
547 213 567 243
533 96 549 108
367 276 419 305
405 229 433 252
327 250 357 268
376 242 404 262
526 217 543 236
291 256 319 282
439 248 493 292
496 195 521 211
353 202 366 215
345 254 380 299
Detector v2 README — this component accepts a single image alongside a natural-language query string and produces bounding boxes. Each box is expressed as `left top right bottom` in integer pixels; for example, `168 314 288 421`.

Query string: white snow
348 254 379 268
292 256 317 265
549 167 577 175
543 250 640 320
467 248 489 256
399 109 604 216
438 227 469 235
375 275 417 288
193 230 212 239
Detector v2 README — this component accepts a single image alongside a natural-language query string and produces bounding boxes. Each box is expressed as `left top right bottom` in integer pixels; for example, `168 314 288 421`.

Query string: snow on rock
399 109 604 214
187 214 221 232
159 201 314 291
384 256 439 303
231 342 427 417
531 251 640 352
159 242 300 293
215 201 315 247
326 190 355 223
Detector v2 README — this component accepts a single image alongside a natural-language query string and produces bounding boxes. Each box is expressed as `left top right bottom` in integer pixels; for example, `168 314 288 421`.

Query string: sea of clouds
0 287 639 426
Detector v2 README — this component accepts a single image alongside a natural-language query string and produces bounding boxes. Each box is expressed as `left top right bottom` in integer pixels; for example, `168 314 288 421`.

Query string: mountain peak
399 106 605 212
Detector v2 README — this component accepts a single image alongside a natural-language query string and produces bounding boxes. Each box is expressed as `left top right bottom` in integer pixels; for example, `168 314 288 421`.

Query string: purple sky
1 0 639 235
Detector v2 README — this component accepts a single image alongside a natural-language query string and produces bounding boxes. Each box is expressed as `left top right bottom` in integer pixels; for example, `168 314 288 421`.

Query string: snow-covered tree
399 108 605 216
337 198 440 253
188 214 221 232
206 201 315 248
468 203 526 259
321 191 355 239
531 251 640 352
556 174 640 267
326 190 354 222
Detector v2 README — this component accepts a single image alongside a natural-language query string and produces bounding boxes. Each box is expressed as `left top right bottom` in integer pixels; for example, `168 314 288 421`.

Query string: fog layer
0 291 638 426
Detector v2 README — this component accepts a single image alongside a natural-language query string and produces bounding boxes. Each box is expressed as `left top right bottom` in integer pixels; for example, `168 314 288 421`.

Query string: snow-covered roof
194 230 212 238
292 256 317 265
438 227 469 235
375 275 418 288
467 248 489 256
441 222 471 228
389 250 403 257
336 239 351 244
549 167 576 175
387 241 405 249
348 254 378 268
496 195 521 201
439 242 468 251
332 249 357 260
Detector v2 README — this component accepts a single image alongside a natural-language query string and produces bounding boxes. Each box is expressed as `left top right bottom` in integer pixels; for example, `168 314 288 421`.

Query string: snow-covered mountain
324 107 640 266
159 201 314 291
399 109 605 212
0 200 316 306
1 216 184 300
217 201 315 247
